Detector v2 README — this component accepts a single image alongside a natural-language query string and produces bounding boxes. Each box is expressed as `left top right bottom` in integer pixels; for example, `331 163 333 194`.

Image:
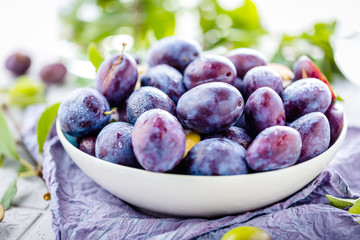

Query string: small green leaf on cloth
0 108 19 160
88 43 104 71
9 76 45 107
349 199 360 215
1 179 17 210
37 102 61 153
325 194 357 208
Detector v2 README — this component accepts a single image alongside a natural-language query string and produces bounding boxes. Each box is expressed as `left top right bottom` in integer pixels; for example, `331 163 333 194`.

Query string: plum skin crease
132 109 186 173
95 53 138 107
246 126 302 171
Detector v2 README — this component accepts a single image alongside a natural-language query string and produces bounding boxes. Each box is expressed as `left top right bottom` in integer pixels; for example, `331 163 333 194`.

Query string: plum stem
19 157 37 173
18 170 38 178
1 104 43 178
101 42 127 91
103 109 116 116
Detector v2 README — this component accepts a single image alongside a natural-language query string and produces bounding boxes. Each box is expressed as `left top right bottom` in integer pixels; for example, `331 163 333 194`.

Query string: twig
2 104 22 135
37 155 43 175
101 42 127 92
18 171 38 178
1 104 42 177
18 157 36 173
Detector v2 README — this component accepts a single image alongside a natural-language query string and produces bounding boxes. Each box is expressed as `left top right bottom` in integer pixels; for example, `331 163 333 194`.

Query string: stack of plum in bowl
56 36 346 217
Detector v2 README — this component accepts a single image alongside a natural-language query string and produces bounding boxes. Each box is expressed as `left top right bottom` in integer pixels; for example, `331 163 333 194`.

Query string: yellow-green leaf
9 76 45 108
36 103 61 153
87 43 104 71
0 108 19 160
349 199 360 215
325 194 357 208
1 179 17 210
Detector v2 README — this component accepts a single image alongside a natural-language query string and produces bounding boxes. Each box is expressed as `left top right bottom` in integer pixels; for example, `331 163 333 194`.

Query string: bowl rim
56 113 347 181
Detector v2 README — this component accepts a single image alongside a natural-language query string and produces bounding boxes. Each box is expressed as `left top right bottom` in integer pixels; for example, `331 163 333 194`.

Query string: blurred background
0 0 360 123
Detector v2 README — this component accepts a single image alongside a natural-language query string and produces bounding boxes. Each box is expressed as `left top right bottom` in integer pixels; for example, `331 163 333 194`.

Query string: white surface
57 117 347 217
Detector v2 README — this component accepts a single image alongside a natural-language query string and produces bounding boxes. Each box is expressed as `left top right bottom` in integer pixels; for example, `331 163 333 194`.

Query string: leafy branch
0 76 60 220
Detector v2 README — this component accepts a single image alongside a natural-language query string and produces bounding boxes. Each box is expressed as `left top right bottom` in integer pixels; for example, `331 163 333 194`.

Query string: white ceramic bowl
56 117 347 218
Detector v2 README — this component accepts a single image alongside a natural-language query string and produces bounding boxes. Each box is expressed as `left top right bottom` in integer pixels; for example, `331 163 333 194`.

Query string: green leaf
349 199 360 214
74 77 94 87
36 103 61 153
17 164 29 174
271 21 341 82
87 43 104 71
9 76 45 108
336 95 344 102
1 179 17 210
325 194 357 208
199 0 266 50
0 108 19 160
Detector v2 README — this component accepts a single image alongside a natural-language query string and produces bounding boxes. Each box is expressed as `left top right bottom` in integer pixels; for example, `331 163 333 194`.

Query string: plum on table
5 52 31 75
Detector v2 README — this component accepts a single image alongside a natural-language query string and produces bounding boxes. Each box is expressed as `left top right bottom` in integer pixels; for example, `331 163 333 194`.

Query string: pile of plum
58 36 344 176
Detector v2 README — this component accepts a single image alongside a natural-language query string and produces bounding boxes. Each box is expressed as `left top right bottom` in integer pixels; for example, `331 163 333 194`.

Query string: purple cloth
22 105 360 239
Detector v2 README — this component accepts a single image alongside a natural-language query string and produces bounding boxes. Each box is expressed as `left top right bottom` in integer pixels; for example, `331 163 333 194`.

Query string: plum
185 138 248 176
176 82 244 134
290 112 330 163
132 109 186 172
246 126 302 171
